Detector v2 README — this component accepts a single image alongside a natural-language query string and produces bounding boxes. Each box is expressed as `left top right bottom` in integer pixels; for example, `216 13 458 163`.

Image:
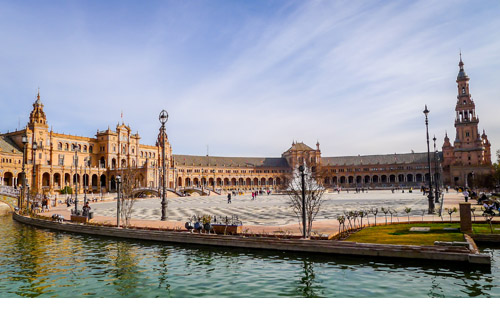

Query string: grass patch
472 224 500 234
345 223 465 246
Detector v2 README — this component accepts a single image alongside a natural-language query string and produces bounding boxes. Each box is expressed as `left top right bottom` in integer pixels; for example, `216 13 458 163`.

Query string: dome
457 69 468 80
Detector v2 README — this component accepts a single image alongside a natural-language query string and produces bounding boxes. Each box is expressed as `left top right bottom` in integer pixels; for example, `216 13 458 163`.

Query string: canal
1 215 499 297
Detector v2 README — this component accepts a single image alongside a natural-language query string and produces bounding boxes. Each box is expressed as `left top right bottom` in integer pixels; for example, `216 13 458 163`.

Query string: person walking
227 193 231 204
463 189 469 203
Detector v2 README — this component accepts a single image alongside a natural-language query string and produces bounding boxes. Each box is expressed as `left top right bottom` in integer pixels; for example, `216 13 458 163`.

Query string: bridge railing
0 185 20 197
133 187 184 197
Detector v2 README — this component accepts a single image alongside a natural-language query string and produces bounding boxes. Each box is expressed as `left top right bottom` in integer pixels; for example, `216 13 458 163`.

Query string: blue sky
1 0 499 158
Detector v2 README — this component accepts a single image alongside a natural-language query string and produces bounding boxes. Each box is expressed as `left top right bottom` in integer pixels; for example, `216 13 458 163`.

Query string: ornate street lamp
433 136 439 204
116 175 121 227
20 134 28 210
84 158 90 206
26 184 30 212
298 165 307 239
72 144 80 215
423 106 435 213
32 141 38 192
471 171 475 192
159 109 169 221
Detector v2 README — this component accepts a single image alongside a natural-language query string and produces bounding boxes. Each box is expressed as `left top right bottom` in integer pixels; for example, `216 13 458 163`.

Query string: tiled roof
285 142 315 152
321 152 442 166
0 136 22 155
173 155 289 168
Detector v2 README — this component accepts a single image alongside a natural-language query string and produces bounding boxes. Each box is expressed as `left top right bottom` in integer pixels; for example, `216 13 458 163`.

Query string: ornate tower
441 54 493 186
28 91 48 129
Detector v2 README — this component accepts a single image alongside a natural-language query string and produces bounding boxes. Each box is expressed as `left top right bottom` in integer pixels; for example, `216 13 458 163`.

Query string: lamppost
72 144 80 214
201 168 204 193
116 175 121 227
423 105 435 213
32 141 38 192
159 109 169 221
471 171 475 192
433 136 439 204
26 184 30 212
84 158 90 206
20 134 28 210
298 165 307 239
174 168 178 191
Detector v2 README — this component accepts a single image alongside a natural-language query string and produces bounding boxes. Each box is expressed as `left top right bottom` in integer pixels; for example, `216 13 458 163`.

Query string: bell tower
442 54 493 186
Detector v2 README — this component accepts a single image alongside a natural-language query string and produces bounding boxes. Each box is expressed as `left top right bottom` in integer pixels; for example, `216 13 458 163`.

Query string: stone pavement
88 190 430 226
41 190 470 236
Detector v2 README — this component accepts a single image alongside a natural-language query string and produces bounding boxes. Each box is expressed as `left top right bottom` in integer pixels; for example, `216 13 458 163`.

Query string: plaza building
0 92 171 194
0 57 494 195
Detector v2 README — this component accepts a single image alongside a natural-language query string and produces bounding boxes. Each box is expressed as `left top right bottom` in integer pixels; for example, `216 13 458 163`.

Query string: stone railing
0 185 20 197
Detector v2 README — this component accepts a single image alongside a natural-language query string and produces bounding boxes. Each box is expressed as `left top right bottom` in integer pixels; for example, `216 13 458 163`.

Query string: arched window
58 142 62 150
65 143 69 151
141 151 144 158
83 145 88 152
89 146 93 153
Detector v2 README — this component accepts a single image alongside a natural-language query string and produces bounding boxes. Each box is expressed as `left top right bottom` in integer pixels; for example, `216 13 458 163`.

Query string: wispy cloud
1 0 499 158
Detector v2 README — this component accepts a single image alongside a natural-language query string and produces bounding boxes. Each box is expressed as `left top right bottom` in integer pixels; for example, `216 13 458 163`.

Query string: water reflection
428 275 445 298
1 216 499 298
154 247 171 295
111 242 141 296
296 260 323 298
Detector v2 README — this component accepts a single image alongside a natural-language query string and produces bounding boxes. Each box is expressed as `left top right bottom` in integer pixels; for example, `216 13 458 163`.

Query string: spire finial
37 87 40 100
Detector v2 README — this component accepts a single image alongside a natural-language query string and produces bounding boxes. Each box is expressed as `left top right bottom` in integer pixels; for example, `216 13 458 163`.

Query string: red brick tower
442 54 492 186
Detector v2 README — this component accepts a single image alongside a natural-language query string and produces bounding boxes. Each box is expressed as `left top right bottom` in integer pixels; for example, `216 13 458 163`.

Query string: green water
0 215 499 298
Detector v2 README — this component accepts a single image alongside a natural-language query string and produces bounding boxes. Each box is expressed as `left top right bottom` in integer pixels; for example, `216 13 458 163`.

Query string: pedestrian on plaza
252 192 255 200
463 189 469 203
227 193 232 204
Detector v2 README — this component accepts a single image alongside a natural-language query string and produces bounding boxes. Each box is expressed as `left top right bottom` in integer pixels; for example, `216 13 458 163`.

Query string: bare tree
118 167 141 227
286 164 326 238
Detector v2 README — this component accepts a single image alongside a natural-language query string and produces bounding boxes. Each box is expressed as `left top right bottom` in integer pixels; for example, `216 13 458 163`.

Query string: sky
0 0 499 158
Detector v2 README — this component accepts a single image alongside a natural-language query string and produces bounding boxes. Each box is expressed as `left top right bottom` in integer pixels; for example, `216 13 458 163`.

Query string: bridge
132 186 220 197
0 185 20 211
179 187 221 196
132 187 184 197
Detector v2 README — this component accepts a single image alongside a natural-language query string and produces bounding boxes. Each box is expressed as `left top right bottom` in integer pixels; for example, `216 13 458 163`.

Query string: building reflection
111 242 140 296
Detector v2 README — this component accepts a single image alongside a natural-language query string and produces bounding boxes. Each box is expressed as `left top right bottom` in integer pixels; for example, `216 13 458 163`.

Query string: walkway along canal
12 213 491 267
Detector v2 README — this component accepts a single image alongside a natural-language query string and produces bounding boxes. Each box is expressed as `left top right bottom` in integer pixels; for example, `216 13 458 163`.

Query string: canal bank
12 213 491 267
0 202 11 216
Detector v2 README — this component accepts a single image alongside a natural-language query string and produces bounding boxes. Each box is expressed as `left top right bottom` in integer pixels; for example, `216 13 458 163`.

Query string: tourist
83 202 91 217
227 193 231 204
463 189 469 202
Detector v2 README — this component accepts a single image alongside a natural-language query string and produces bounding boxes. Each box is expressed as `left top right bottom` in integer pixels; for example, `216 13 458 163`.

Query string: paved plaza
90 190 430 226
